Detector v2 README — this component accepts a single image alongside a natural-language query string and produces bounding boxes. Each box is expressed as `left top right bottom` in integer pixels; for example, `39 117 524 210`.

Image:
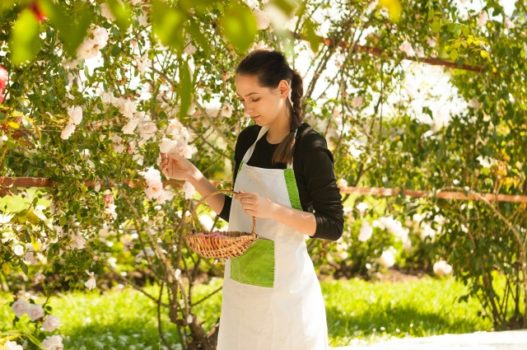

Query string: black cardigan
219 123 343 241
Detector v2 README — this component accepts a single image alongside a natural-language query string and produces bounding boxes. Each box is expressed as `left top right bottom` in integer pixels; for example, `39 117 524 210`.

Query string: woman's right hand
160 152 198 182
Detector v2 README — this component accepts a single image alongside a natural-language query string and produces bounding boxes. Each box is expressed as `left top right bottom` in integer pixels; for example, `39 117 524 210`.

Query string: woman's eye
251 98 260 102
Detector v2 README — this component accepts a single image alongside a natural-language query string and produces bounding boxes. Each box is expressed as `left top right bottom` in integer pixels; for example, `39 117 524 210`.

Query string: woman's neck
266 108 291 144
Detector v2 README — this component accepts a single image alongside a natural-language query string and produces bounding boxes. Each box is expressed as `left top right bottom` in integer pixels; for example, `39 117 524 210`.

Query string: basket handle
193 189 256 235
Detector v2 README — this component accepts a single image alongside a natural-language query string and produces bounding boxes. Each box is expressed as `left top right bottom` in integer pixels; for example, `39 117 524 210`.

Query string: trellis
1 177 526 204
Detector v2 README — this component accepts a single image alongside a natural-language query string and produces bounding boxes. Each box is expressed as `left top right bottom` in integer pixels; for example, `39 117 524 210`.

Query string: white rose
379 249 396 268
477 11 488 27
145 183 163 200
140 167 163 187
85 273 96 290
356 202 368 215
426 37 437 48
27 303 45 321
77 26 109 60
3 341 23 350
358 221 373 242
159 138 179 154
70 232 86 250
135 54 150 74
42 315 61 332
0 213 13 224
11 298 29 317
399 40 415 56
101 92 115 104
113 143 126 153
42 335 64 350
23 251 38 265
67 106 83 125
139 120 157 141
156 189 175 204
13 244 24 256
136 11 148 26
122 117 141 134
60 123 76 140
433 260 453 277
420 223 436 240
117 98 138 119
92 26 109 49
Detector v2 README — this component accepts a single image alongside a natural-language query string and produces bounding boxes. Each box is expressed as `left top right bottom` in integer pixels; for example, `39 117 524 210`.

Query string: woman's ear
277 79 291 99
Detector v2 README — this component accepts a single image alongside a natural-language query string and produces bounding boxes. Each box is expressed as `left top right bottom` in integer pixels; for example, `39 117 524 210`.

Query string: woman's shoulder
296 122 328 151
234 124 261 160
239 124 261 142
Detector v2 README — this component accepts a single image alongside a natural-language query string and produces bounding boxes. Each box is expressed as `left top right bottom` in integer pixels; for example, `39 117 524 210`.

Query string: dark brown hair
236 50 304 164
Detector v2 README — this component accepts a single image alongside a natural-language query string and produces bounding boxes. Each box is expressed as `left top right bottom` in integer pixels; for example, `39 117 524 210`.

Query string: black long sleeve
219 123 343 241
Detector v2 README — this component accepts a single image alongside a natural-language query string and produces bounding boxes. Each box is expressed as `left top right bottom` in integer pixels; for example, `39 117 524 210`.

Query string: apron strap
241 126 269 164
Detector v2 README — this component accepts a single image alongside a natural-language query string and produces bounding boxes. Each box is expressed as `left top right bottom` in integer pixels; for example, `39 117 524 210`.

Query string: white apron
217 126 329 350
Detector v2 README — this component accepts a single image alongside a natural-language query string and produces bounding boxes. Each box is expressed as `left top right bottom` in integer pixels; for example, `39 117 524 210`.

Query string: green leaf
188 20 209 55
106 0 132 31
10 9 42 65
151 0 186 52
219 2 257 53
302 18 322 53
46 2 93 57
20 262 28 275
431 18 441 33
179 0 214 13
379 0 402 23
179 58 192 119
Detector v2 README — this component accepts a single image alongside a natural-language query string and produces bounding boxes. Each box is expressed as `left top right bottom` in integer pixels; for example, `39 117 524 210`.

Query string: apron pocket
230 238 275 288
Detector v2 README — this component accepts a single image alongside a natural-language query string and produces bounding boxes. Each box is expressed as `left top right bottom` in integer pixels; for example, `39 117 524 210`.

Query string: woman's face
235 74 289 127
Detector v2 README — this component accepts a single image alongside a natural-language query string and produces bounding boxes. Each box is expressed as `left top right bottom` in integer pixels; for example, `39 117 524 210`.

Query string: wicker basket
184 190 257 259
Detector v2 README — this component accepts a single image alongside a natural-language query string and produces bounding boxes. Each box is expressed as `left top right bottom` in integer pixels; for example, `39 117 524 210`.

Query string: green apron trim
230 238 275 288
284 168 301 210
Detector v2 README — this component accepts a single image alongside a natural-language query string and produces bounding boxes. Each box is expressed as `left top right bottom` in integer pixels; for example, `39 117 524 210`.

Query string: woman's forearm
187 169 225 215
269 202 316 237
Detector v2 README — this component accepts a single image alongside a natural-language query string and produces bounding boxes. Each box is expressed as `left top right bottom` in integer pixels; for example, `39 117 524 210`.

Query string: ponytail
272 70 304 165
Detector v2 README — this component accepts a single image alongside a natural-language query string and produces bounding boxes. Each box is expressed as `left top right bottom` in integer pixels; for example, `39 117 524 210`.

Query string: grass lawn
0 276 492 349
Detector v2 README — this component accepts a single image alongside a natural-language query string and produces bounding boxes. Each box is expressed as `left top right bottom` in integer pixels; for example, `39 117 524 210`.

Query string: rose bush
1 0 526 348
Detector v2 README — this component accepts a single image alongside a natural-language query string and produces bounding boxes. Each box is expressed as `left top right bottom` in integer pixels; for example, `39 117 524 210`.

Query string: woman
161 49 343 350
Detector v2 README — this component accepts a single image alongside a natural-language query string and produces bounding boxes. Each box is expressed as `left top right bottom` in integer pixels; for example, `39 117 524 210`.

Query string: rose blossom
42 335 64 350
11 298 29 317
42 315 61 332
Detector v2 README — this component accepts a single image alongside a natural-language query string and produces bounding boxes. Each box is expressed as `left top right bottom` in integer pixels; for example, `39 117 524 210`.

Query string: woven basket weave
185 190 257 259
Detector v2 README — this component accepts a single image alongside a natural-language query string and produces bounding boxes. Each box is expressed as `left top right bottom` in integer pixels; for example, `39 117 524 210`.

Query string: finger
245 209 257 216
240 198 255 206
241 203 256 211
236 193 255 200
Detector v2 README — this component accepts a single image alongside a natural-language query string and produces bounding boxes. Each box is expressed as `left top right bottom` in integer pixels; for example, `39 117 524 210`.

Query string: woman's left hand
234 192 277 219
